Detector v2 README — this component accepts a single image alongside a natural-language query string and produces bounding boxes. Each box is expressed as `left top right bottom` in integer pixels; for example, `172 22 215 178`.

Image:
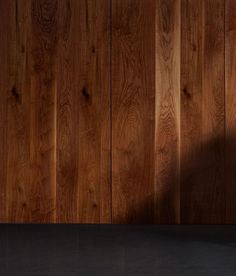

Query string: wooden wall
0 0 235 223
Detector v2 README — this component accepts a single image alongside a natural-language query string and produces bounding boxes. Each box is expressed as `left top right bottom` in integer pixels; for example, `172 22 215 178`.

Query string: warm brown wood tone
202 0 225 224
226 0 236 224
0 0 10 222
0 0 110 224
4 0 58 222
112 0 155 223
181 0 204 223
56 0 79 223
0 0 236 224
7 0 31 222
181 0 225 224
57 0 111 223
29 0 58 223
155 0 180 224
76 0 111 223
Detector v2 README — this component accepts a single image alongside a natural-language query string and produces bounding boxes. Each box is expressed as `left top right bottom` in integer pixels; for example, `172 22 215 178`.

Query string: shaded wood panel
57 0 111 223
0 0 11 222
181 0 225 224
112 0 155 223
155 0 180 224
198 0 225 224
225 0 236 224
180 0 204 223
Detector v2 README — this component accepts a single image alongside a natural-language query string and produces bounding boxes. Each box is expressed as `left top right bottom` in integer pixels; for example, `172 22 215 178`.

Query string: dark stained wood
155 0 180 224
180 0 204 223
56 0 79 223
225 0 236 224
200 0 225 223
99 0 112 223
0 0 235 224
6 0 31 222
57 0 111 223
181 0 225 224
77 0 111 223
112 0 155 223
0 0 11 222
28 0 58 222
4 0 58 223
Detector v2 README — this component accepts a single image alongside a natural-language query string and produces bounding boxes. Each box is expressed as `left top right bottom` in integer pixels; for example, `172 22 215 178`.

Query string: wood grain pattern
1 0 236 224
2 0 58 223
155 0 180 224
180 0 204 223
29 0 58 222
7 0 31 222
201 0 225 223
225 0 236 223
77 0 111 223
181 0 225 224
57 0 111 223
56 0 78 223
0 0 11 222
112 0 155 223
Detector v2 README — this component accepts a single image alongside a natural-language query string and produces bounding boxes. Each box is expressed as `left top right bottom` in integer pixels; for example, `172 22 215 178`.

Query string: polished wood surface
0 0 235 223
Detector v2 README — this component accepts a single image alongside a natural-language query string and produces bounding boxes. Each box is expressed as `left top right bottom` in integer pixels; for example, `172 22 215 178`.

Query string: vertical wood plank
112 0 155 223
225 0 236 223
180 0 203 223
78 0 111 223
155 0 180 223
0 0 11 222
201 0 225 224
6 0 31 222
56 0 79 223
77 0 111 223
29 0 58 222
99 0 112 222
5 0 58 223
57 0 111 223
200 0 225 223
181 0 225 223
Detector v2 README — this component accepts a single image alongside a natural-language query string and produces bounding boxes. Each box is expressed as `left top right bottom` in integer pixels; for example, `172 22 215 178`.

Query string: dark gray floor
0 225 236 276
